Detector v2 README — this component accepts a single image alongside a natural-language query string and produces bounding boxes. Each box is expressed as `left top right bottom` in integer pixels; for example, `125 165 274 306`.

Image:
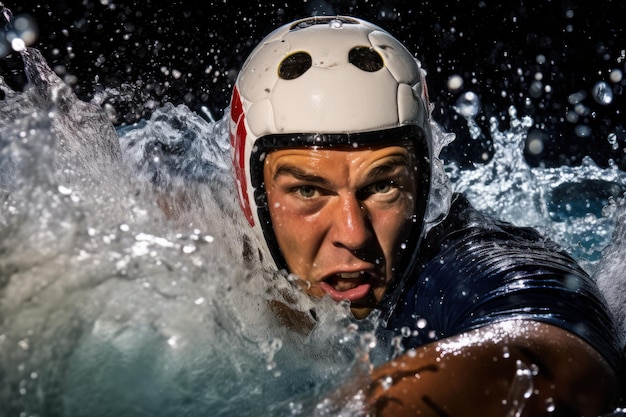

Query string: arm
367 320 620 417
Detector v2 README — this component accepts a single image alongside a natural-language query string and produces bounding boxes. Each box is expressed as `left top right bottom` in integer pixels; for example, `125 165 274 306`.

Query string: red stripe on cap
230 87 254 226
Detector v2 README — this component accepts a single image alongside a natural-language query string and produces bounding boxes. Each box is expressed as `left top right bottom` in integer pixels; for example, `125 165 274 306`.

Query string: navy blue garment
385 193 624 372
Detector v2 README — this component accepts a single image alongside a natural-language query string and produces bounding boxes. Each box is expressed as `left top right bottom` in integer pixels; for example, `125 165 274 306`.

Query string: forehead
264 143 416 170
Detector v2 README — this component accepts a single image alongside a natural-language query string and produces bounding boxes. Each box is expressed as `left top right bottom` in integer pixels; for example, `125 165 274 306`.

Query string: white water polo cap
229 15 434 292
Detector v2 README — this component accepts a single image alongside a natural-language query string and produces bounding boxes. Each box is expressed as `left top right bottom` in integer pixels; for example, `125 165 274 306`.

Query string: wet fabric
386 193 624 372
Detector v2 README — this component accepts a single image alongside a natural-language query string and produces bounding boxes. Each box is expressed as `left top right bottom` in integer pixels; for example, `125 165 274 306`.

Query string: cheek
266 194 316 263
374 200 415 250
269 208 321 282
268 199 293 243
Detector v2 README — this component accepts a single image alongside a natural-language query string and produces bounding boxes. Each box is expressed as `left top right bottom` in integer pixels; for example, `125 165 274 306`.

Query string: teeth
338 272 361 279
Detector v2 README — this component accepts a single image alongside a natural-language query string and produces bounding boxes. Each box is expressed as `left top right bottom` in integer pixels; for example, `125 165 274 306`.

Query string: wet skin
263 143 417 319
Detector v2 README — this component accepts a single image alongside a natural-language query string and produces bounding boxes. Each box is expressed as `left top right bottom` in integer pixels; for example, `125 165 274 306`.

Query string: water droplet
447 74 463 91
382 376 393 390
289 402 304 414
592 81 613 105
566 110 579 123
530 363 539 376
575 125 592 138
502 346 510 358
11 38 26 52
454 91 481 118
58 185 72 195
329 19 343 29
608 133 619 150
610 69 623 84
545 397 555 412
167 336 178 347
360 332 377 350
568 90 587 105
527 130 545 155
529 80 543 98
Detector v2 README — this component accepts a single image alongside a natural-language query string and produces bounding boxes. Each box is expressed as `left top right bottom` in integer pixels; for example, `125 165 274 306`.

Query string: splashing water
1 39 626 417
0 48 378 417
450 104 626 270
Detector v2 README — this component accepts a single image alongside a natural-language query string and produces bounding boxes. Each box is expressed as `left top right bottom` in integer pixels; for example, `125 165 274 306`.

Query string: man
229 16 623 416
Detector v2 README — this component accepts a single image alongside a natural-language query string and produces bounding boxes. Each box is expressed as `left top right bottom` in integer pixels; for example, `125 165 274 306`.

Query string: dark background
1 0 625 170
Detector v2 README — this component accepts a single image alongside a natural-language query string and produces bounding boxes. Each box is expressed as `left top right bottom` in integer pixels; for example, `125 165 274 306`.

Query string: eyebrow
364 154 413 182
273 164 334 188
273 153 413 185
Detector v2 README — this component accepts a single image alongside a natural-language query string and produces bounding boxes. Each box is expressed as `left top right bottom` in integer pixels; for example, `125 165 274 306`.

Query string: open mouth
319 271 373 302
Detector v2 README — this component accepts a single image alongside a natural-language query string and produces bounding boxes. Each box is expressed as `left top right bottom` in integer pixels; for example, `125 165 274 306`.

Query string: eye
370 181 393 194
361 181 395 197
295 185 318 198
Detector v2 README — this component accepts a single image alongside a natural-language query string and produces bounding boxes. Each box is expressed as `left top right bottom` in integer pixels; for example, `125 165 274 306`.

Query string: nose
330 194 372 251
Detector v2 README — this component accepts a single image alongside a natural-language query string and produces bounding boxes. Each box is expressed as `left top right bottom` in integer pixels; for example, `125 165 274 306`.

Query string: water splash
448 106 626 273
1 33 626 417
0 46 368 417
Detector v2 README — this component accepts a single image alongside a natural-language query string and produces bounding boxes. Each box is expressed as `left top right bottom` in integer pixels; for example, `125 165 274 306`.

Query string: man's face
263 143 418 319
